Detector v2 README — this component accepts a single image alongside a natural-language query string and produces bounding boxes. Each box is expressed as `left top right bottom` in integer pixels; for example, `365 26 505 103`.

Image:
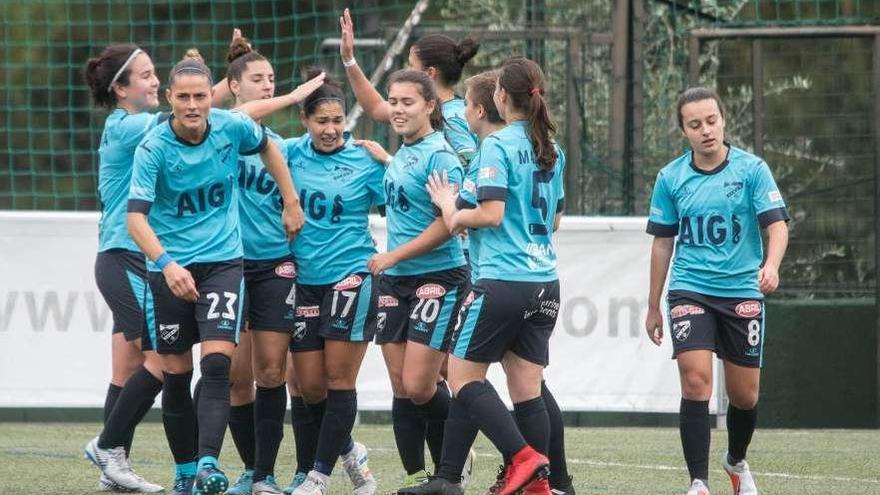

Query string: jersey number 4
530 170 554 236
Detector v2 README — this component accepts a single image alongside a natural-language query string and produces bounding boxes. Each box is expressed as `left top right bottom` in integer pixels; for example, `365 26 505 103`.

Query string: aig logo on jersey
416 284 446 299
159 323 180 344
673 320 692 342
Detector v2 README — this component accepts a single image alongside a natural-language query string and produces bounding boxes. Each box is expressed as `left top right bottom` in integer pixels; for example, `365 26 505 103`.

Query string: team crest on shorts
159 323 180 344
376 312 387 332
275 262 296 279
673 320 691 342
292 322 307 341
334 274 363 291
416 283 446 299
735 301 762 318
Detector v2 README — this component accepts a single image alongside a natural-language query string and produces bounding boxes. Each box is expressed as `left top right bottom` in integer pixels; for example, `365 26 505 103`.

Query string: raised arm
339 8 391 122
237 72 326 121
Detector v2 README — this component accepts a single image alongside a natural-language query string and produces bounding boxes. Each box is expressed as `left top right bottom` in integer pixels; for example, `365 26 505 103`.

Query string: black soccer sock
435 396 480 482
161 370 197 465
290 395 317 474
392 397 427 475
253 384 287 483
99 366 162 453
727 403 757 464
314 389 358 475
103 383 123 425
513 396 550 456
197 353 232 460
457 381 527 460
542 381 571 488
680 398 711 483
420 381 451 472
229 402 256 470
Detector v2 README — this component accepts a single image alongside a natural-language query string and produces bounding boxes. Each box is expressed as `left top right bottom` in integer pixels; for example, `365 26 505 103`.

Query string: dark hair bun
302 66 342 90
226 37 253 64
184 48 204 63
456 38 480 65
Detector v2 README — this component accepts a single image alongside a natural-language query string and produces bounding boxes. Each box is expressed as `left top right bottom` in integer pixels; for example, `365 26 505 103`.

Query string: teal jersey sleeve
554 146 566 212
646 171 680 237
229 110 268 156
750 161 789 227
128 139 162 205
441 98 479 164
474 138 509 201
368 161 387 208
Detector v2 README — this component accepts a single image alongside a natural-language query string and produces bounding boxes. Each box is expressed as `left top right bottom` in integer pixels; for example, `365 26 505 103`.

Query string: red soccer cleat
496 446 549 495
522 477 551 495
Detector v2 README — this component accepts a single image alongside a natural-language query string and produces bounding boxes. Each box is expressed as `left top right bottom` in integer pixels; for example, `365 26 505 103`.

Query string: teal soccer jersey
97 109 166 252
384 131 466 276
472 121 565 282
286 133 386 285
441 98 478 165
238 126 289 261
128 109 267 270
646 146 789 298
456 148 481 281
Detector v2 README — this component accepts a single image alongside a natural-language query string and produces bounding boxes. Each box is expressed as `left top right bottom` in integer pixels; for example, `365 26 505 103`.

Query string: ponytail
498 57 557 170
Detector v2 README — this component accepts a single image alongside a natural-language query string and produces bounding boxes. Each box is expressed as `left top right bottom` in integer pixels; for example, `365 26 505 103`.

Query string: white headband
107 48 143 93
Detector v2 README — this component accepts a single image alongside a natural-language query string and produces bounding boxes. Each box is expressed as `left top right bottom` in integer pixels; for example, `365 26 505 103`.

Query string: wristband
342 57 357 68
156 252 173 270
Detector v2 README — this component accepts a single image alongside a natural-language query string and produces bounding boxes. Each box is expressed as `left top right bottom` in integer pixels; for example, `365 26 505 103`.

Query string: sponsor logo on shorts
745 347 760 357
414 321 430 333
159 323 179 344
673 320 691 342
292 322 307 341
416 283 446 300
378 295 399 308
296 306 320 318
332 319 349 330
670 304 705 319
735 301 762 318
334 274 363 291
218 319 234 331
275 262 296 279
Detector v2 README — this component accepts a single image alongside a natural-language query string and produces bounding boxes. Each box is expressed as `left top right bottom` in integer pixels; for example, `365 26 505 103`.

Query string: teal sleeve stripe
125 269 147 312
351 275 373 341
144 282 158 351
430 288 458 350
235 277 245 344
453 295 482 358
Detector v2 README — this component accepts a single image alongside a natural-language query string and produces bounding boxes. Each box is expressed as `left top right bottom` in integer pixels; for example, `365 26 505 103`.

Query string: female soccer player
425 58 566 495
339 8 479 165
83 43 166 494
644 87 789 495
280 69 383 495
126 54 303 495
355 70 470 489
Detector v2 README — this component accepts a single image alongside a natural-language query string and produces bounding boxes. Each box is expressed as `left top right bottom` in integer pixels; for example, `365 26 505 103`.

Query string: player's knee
403 378 435 404
680 371 712 399
297 378 327 404
200 353 231 380
254 364 285 388
728 388 760 410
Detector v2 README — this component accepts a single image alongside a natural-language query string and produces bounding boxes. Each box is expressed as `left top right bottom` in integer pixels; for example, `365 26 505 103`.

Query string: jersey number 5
530 170 554 236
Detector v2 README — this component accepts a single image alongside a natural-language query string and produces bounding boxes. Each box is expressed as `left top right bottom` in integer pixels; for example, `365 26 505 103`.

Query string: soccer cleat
460 449 476 492
341 442 377 495
486 465 507 495
98 473 135 492
292 470 330 495
252 475 283 495
170 475 195 495
192 463 228 495
225 470 254 495
283 472 308 495
123 458 165 493
524 478 551 495
396 476 463 495
496 446 550 495
686 479 711 495
85 436 157 492
398 470 431 494
722 453 758 495
550 475 576 495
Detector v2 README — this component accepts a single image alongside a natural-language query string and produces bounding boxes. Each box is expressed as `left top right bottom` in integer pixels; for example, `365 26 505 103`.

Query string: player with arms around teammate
645 87 789 495
281 70 383 495
126 55 304 495
83 43 166 494
425 58 565 495
356 70 470 491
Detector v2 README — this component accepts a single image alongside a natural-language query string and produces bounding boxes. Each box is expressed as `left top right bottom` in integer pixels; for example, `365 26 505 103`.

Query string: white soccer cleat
342 442 377 495
722 452 758 495
686 479 710 495
253 475 284 495
85 437 163 492
460 448 476 491
292 470 330 495
98 473 134 492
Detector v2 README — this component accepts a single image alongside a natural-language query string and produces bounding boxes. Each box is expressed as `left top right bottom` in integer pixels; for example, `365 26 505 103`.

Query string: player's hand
425 170 457 212
288 72 326 105
368 252 399 276
282 200 305 240
163 263 199 302
354 139 392 164
758 265 780 294
645 307 664 346
339 8 356 64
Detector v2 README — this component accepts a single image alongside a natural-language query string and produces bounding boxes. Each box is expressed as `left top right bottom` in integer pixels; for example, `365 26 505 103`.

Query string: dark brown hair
497 57 558 170
83 44 142 108
464 71 503 124
412 34 479 86
387 69 444 130
676 87 726 130
300 67 346 117
225 36 268 84
168 48 213 87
